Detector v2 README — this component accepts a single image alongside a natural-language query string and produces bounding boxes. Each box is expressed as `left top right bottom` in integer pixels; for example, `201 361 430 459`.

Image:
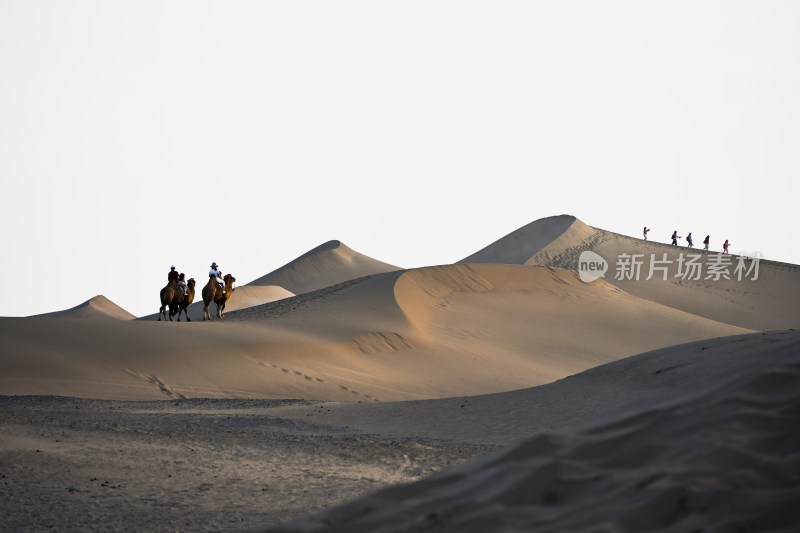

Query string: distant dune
247 240 401 295
459 214 578 264
461 215 800 331
30 295 135 320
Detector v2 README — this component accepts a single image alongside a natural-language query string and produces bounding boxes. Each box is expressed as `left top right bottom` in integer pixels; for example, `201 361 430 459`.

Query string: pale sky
1 1 798 318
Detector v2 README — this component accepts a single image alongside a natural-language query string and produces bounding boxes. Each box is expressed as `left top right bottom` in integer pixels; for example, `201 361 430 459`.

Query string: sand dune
2 215 798 531
0 264 748 402
139 284 295 322
461 215 800 331
459 214 579 264
246 240 401 295
30 295 135 320
256 329 800 532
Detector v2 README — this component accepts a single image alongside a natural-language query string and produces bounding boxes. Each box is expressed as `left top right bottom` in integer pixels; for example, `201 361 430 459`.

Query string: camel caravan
158 263 235 322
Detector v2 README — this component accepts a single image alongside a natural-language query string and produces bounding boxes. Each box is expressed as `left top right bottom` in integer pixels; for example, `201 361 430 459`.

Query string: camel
202 273 236 320
158 279 184 321
176 278 196 322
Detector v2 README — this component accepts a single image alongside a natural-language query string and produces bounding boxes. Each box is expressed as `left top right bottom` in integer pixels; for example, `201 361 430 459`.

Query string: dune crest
31 295 134 320
458 214 577 264
246 240 401 295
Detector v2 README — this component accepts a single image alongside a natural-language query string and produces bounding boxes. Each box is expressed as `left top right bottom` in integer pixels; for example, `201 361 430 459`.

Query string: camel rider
209 262 225 294
168 265 179 284
178 273 188 297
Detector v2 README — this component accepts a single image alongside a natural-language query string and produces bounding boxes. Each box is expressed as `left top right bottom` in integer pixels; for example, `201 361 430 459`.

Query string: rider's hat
211 262 218 269
170 265 175 269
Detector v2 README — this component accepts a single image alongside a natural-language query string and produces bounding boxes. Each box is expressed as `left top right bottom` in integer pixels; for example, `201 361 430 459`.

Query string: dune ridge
246 240 401 295
30 295 135 320
458 214 577 265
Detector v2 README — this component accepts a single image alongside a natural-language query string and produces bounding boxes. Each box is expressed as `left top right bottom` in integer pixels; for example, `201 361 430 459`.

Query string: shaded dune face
390 264 748 380
255 330 800 533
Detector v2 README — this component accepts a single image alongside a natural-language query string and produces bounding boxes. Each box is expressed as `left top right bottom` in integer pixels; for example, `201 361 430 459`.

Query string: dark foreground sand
3 330 799 532
0 397 495 532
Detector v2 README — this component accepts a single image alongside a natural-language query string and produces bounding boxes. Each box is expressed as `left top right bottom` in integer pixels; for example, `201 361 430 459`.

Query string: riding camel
202 273 236 320
176 278 196 322
158 279 184 321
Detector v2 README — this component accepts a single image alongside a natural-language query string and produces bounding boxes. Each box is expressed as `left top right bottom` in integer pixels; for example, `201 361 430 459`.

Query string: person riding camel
168 265 179 284
209 262 225 294
178 273 188 297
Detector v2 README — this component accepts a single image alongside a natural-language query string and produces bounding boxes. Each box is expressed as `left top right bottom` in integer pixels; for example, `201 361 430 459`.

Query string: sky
1 1 798 318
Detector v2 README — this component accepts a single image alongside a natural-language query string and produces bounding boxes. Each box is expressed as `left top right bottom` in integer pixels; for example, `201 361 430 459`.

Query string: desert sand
1 215 798 531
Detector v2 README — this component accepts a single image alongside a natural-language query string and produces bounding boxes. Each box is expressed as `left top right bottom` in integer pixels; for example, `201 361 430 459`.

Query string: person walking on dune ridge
703 235 710 251
686 232 694 247
671 231 681 246
643 226 650 240
723 240 731 254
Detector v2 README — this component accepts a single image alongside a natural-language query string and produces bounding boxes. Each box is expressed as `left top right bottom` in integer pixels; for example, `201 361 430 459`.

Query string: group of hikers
167 262 227 297
642 227 731 254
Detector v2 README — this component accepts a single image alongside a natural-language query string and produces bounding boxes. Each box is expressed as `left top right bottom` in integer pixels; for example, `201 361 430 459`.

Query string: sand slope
30 295 135 320
247 240 401 295
0 264 748 402
257 329 800 532
460 216 800 331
